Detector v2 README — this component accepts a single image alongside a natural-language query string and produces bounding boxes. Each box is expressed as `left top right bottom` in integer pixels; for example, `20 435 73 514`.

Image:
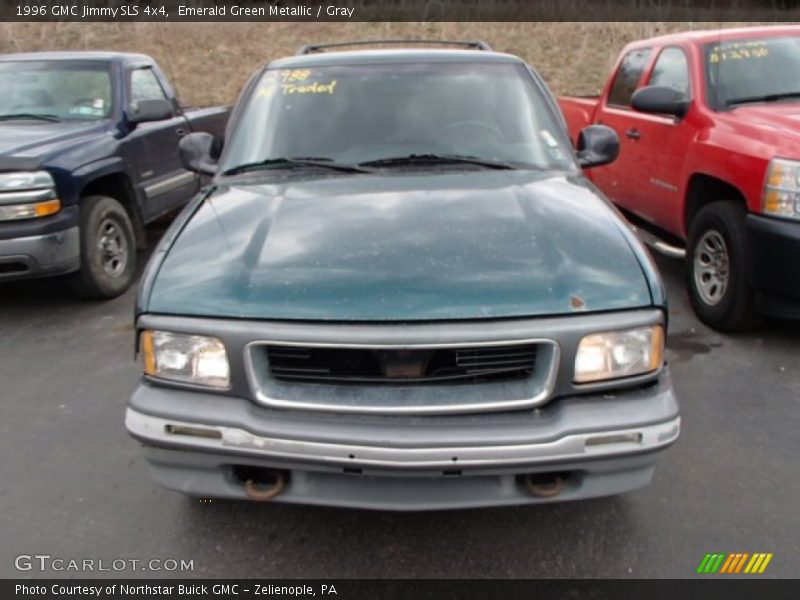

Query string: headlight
141 330 230 388
763 158 800 221
0 171 59 222
0 198 61 221
0 170 54 191
574 325 664 383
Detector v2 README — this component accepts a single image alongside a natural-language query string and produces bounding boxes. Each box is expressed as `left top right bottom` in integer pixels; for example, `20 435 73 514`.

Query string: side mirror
631 85 689 118
576 124 620 169
179 132 218 176
127 99 174 124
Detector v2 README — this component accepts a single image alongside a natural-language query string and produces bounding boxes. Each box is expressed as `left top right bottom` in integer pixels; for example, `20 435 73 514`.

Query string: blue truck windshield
0 61 113 121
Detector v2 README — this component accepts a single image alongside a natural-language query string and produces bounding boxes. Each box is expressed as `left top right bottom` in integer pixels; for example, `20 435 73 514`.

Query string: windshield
221 62 574 172
0 61 113 121
704 35 800 108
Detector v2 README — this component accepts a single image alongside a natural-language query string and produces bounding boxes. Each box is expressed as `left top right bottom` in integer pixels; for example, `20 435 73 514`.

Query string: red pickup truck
559 26 800 331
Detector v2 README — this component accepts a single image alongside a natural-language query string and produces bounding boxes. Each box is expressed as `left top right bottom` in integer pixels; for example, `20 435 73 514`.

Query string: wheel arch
79 172 146 248
683 174 747 236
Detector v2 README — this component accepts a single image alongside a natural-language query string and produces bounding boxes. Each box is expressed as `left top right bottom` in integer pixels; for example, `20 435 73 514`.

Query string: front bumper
0 206 80 280
126 373 680 510
747 214 800 318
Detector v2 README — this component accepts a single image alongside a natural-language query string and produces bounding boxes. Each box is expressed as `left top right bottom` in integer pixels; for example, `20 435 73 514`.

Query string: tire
685 201 760 331
68 195 137 299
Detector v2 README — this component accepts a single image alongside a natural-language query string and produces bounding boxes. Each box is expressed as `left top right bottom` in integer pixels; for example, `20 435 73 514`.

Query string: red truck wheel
686 201 760 331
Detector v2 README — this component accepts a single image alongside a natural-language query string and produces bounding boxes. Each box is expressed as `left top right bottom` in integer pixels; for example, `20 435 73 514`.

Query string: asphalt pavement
0 227 798 579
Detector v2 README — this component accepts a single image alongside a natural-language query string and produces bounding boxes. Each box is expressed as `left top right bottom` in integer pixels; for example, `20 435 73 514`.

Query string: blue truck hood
146 170 653 321
0 120 108 168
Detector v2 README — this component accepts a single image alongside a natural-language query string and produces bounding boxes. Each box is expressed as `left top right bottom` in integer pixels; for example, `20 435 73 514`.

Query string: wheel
685 201 760 331
69 195 137 299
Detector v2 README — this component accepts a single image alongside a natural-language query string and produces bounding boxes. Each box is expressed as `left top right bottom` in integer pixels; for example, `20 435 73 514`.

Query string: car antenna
155 23 183 104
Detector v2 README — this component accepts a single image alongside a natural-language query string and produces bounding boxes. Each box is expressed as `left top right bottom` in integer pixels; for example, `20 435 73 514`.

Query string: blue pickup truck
0 52 228 298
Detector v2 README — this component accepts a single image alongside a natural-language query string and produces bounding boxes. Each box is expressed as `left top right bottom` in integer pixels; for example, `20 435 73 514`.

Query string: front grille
265 344 538 385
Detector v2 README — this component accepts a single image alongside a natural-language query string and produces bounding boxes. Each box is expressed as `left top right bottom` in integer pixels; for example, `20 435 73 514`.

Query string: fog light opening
164 424 222 440
585 432 643 447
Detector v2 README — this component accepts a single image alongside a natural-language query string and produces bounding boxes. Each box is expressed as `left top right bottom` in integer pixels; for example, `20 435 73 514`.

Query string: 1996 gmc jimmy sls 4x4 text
125 40 680 510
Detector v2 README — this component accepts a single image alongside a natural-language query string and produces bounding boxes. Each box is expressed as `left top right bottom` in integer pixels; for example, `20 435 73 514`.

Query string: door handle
175 128 188 137
626 128 641 140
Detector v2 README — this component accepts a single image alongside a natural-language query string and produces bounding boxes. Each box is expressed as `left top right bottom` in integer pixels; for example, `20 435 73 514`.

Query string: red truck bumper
747 214 800 318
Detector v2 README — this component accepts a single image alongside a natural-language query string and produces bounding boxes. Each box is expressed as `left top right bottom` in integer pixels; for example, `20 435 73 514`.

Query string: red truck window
607 48 651 108
649 47 691 98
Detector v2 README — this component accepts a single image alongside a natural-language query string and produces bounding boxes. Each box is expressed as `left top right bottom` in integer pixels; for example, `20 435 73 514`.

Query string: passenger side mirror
179 132 219 176
631 85 689 118
576 124 620 169
127 99 174 124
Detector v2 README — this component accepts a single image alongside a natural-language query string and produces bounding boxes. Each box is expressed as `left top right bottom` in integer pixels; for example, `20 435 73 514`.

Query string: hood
146 170 653 321
0 120 109 168
732 103 800 131
724 103 800 150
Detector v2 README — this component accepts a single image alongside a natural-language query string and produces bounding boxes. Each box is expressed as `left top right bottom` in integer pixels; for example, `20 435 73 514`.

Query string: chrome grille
265 344 538 385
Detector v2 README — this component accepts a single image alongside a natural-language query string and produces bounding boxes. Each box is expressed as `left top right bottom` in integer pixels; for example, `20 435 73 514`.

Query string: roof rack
296 39 492 55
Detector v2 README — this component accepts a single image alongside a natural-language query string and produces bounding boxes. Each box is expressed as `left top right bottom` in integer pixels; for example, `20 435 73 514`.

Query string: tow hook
243 471 287 502
524 473 566 498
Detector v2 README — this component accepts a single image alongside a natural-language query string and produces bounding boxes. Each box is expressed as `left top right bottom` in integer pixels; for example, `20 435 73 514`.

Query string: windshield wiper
725 91 800 107
222 157 372 176
0 113 61 122
358 153 516 170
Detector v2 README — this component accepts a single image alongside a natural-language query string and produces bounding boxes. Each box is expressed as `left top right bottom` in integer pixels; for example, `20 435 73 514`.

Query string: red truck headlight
764 158 800 221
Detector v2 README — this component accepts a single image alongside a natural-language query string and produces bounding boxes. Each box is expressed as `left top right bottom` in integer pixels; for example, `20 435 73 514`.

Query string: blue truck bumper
0 206 80 280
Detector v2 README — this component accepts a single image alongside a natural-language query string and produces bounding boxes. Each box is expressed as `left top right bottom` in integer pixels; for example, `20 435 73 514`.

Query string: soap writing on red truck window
558 26 800 332
126 40 679 511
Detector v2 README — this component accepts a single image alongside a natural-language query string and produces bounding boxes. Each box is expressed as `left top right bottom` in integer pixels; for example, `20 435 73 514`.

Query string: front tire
69 195 137 299
685 201 759 331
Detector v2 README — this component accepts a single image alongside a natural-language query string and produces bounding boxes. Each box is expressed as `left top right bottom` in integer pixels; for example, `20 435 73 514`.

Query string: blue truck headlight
574 326 664 383
0 171 60 222
0 171 54 191
141 330 230 388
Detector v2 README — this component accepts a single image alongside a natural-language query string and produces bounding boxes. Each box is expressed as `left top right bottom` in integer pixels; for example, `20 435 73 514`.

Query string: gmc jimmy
126 41 680 510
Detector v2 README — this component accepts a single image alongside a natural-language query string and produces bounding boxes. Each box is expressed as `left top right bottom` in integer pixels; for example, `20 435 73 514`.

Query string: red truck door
627 46 697 234
596 46 697 235
591 48 653 212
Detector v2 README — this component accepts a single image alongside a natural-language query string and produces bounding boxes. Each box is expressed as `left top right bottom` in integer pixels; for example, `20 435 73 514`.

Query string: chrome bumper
126 407 680 469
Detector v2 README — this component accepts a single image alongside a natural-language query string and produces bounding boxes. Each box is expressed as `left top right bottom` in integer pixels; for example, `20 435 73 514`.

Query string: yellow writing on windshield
256 70 338 97
280 69 312 83
709 40 770 63
281 80 337 95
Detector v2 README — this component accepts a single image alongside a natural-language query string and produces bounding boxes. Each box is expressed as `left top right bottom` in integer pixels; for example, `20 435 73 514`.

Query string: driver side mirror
576 124 619 169
631 85 689 118
179 132 219 176
127 99 174 124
